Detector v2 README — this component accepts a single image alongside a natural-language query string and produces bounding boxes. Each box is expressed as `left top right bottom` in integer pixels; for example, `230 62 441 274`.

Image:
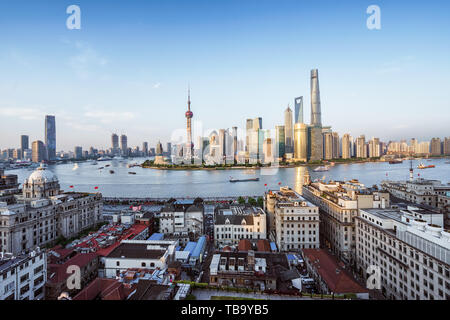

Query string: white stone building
0 248 46 300
214 205 266 247
265 186 320 251
356 207 449 300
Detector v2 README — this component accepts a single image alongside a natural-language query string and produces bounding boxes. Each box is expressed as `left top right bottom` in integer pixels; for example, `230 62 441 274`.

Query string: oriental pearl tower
185 87 194 161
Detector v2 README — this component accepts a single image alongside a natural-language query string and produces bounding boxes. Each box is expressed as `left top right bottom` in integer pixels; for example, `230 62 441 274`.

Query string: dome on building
26 164 58 184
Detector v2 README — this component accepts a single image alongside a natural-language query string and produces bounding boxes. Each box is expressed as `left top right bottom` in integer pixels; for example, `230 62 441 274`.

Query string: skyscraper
156 141 163 156
32 140 46 163
430 138 442 155
275 125 285 159
45 115 56 160
444 137 450 156
294 123 307 162
185 88 194 161
294 96 303 124
21 135 29 152
74 146 83 159
120 134 128 156
356 135 367 158
332 132 340 159
284 106 293 154
111 134 119 155
342 134 351 159
323 132 333 160
142 142 149 157
310 69 322 127
245 119 253 153
232 126 238 163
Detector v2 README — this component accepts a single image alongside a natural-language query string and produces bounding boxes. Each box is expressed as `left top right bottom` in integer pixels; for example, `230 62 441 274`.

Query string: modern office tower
166 142 172 157
308 126 323 161
45 115 56 160
253 117 262 130
120 134 128 156
284 106 293 154
156 141 163 156
444 137 450 155
275 125 286 159
74 146 83 159
218 129 226 162
294 123 308 162
263 137 273 163
310 69 322 127
245 118 253 152
356 135 367 158
368 137 381 158
232 126 238 162
142 142 148 157
32 140 46 163
294 96 303 124
323 132 333 160
21 135 29 152
111 133 119 155
341 134 351 159
430 138 442 155
185 88 194 161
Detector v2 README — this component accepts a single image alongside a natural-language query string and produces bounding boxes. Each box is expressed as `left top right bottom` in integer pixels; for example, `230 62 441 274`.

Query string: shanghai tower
309 69 323 161
310 69 322 126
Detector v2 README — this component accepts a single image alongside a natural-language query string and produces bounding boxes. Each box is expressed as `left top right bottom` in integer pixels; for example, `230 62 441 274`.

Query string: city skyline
0 1 449 150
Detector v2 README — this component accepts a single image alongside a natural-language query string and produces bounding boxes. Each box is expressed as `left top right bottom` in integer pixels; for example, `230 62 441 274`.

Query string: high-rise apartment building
430 138 442 155
356 135 367 158
111 134 119 155
323 132 333 160
142 142 148 157
120 134 128 156
368 137 381 158
45 115 56 160
332 132 340 159
444 137 450 156
341 134 351 159
31 140 46 163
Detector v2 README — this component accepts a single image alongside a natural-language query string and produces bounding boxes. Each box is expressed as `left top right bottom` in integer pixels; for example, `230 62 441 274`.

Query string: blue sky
0 0 449 151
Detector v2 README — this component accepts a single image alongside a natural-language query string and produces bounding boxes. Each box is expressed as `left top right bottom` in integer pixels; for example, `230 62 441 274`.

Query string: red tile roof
256 239 271 252
47 252 98 284
73 278 134 300
238 239 252 251
302 249 368 294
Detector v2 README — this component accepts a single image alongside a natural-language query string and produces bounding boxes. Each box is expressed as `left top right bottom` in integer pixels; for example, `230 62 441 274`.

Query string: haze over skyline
1 0 449 151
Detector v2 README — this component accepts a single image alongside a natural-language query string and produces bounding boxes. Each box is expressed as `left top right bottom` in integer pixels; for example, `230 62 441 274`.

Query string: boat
109 170 115 174
128 172 136 175
417 163 435 169
445 161 450 164
313 166 329 172
98 167 104 170
229 177 259 183
105 164 110 167
389 159 403 164
91 161 98 165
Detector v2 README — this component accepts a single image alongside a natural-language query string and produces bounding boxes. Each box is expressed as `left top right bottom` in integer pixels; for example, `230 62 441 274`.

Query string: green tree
256 197 264 208
237 196 245 204
247 197 256 206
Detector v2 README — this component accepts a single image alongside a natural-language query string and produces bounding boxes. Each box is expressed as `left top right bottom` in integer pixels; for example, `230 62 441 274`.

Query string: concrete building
0 169 20 205
0 165 103 255
0 248 46 300
356 135 367 158
369 137 381 158
342 133 351 159
159 200 204 244
103 239 177 278
32 140 46 163
302 180 390 266
430 138 442 156
356 207 449 300
214 205 267 247
264 187 320 251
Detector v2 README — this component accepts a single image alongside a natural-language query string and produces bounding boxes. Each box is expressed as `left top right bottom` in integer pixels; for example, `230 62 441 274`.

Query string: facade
111 134 119 155
275 125 285 159
308 126 323 161
0 165 103 255
381 178 450 228
444 137 450 155
0 169 20 205
209 250 289 291
342 133 351 159
74 146 83 159
214 205 267 247
294 96 304 124
0 248 47 300
356 207 449 300
103 239 177 278
45 115 56 160
356 135 367 158
264 187 320 251
159 200 204 243
21 135 29 153
323 132 333 160
120 134 128 156
302 180 390 266
368 137 381 158
32 140 46 163
430 138 441 156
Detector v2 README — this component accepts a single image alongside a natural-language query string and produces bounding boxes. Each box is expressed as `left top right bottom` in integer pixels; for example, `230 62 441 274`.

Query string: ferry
417 163 435 169
229 177 259 183
313 166 329 172
98 167 104 170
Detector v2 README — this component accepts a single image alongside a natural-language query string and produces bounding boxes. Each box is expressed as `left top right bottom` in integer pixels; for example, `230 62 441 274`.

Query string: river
5 158 450 198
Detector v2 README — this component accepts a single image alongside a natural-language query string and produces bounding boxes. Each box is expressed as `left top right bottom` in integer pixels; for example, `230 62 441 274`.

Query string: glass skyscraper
45 115 56 160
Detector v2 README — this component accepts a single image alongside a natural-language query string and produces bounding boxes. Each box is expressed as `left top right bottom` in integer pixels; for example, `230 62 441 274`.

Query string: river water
5 158 450 198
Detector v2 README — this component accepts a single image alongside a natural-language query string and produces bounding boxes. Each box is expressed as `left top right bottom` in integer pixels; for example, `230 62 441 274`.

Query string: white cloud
153 82 161 89
0 107 45 120
67 41 108 79
84 110 135 123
